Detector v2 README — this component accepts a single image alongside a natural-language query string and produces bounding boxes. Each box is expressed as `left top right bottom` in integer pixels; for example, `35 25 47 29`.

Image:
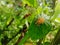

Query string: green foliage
18 33 29 45
28 18 52 40
0 0 60 45
24 0 38 7
51 2 60 21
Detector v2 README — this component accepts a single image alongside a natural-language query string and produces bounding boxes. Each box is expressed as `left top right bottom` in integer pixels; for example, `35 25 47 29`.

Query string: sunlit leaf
51 2 60 21
24 0 38 7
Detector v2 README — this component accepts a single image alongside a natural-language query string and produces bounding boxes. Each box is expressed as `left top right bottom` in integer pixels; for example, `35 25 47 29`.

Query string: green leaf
28 19 52 40
37 6 42 14
51 2 60 21
24 0 38 7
